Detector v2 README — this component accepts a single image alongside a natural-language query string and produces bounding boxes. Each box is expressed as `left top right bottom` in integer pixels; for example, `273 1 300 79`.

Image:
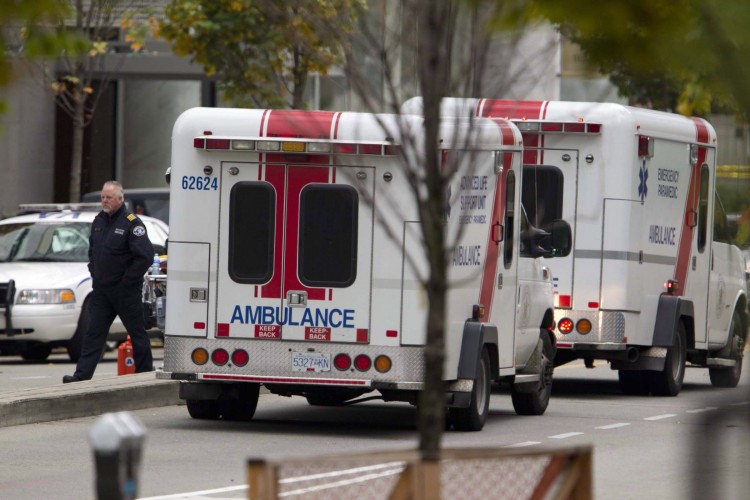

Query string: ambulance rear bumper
157 370 473 393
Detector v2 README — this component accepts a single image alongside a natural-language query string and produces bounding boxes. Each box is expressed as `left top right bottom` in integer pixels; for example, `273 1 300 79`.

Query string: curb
0 372 182 428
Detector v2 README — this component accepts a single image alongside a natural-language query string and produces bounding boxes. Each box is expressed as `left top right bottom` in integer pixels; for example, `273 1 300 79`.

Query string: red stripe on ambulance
673 118 710 295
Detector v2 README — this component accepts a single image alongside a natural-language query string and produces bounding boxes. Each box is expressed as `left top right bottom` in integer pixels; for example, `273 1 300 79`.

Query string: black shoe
62 375 82 384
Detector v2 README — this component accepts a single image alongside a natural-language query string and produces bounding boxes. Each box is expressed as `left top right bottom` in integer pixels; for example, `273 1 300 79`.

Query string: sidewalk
0 371 181 428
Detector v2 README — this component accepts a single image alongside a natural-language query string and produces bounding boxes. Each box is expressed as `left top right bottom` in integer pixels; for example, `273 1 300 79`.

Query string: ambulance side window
228 182 275 284
504 171 516 268
298 184 358 287
521 165 564 227
697 164 709 252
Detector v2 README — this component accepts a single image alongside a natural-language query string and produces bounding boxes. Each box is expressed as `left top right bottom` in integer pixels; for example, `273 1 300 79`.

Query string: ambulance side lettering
648 224 677 246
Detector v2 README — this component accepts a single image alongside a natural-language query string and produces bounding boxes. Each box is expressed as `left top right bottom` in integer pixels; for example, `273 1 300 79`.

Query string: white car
0 209 168 361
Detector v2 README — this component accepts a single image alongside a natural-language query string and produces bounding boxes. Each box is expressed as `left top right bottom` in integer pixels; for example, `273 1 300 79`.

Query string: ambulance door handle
692 256 696 271
492 222 504 244
497 273 503 289
287 291 307 307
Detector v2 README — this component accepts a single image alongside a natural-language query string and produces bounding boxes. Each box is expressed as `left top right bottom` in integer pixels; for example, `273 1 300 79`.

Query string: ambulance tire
709 311 744 388
617 370 650 395
450 348 491 431
219 384 260 421
67 298 90 362
186 399 221 420
511 334 554 416
646 322 686 396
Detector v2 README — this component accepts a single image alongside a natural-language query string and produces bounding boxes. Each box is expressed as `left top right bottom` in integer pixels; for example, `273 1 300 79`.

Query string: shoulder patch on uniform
127 214 137 222
132 225 146 237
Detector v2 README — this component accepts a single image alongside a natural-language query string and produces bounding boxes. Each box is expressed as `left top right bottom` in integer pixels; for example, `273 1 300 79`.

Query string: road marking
644 414 676 421
280 468 403 497
504 441 541 448
595 423 630 430
685 407 718 414
139 484 248 499
549 432 584 439
10 376 49 380
279 462 405 484
729 401 750 406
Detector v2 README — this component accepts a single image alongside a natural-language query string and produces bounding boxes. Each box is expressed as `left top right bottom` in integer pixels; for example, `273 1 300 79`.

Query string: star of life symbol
638 160 648 201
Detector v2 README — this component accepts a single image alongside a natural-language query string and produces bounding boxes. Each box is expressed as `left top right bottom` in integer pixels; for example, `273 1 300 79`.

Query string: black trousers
73 282 153 380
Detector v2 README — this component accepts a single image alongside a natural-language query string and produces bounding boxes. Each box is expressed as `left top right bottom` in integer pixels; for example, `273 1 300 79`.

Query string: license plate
291 352 331 372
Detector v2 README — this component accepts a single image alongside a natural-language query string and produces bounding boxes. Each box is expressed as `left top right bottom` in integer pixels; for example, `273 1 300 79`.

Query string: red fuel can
117 336 135 375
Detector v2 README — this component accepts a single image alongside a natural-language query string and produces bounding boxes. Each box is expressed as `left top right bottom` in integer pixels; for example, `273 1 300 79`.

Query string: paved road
0 345 165 392
0 359 747 500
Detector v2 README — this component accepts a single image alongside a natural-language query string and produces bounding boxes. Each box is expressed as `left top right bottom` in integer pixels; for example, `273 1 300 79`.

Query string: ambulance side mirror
520 219 572 258
548 219 572 257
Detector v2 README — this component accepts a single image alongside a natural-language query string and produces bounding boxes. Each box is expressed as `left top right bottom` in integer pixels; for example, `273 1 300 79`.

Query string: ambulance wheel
219 384 260 421
450 348 491 431
618 370 650 395
709 311 744 388
67 298 90 362
511 334 554 416
187 399 221 420
647 322 686 396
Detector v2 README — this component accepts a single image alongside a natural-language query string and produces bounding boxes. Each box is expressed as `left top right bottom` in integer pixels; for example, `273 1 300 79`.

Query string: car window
0 222 90 262
143 220 167 254
132 198 170 224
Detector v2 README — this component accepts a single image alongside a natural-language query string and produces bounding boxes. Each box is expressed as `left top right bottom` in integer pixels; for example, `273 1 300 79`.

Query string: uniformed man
63 181 154 382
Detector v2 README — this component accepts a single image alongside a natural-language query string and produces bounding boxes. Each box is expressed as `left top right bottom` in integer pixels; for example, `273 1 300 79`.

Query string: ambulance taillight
212 348 229 366
191 348 209 365
334 353 351 371
231 350 249 367
374 355 392 373
558 318 574 334
354 354 372 372
576 319 592 335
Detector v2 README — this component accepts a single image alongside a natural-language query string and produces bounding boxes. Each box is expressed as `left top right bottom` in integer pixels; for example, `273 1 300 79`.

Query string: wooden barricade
247 446 592 500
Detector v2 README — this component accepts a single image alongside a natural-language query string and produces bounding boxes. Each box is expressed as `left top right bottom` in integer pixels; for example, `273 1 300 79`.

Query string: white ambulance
404 98 748 396
157 107 572 430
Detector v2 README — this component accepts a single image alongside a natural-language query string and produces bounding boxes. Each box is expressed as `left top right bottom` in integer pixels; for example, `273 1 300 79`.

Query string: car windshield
0 222 90 263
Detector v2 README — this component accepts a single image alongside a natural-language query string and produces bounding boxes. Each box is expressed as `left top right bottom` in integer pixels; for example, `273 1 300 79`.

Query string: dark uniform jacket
88 204 154 287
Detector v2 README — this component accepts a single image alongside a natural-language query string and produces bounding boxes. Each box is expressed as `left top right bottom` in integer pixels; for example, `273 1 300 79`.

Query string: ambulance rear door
215 160 374 343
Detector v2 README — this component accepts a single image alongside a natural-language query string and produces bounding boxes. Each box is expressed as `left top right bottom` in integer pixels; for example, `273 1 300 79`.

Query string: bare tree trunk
416 0 454 458
69 96 85 202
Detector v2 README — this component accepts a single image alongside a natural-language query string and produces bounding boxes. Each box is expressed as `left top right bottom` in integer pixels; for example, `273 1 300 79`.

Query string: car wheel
67 299 90 362
20 343 52 362
709 311 744 388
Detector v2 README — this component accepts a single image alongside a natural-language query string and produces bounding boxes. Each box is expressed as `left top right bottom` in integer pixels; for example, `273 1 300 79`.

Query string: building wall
120 80 202 188
0 70 56 218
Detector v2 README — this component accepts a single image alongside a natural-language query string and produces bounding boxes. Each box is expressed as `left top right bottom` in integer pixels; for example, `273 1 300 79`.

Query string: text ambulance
403 98 748 396
157 107 571 430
